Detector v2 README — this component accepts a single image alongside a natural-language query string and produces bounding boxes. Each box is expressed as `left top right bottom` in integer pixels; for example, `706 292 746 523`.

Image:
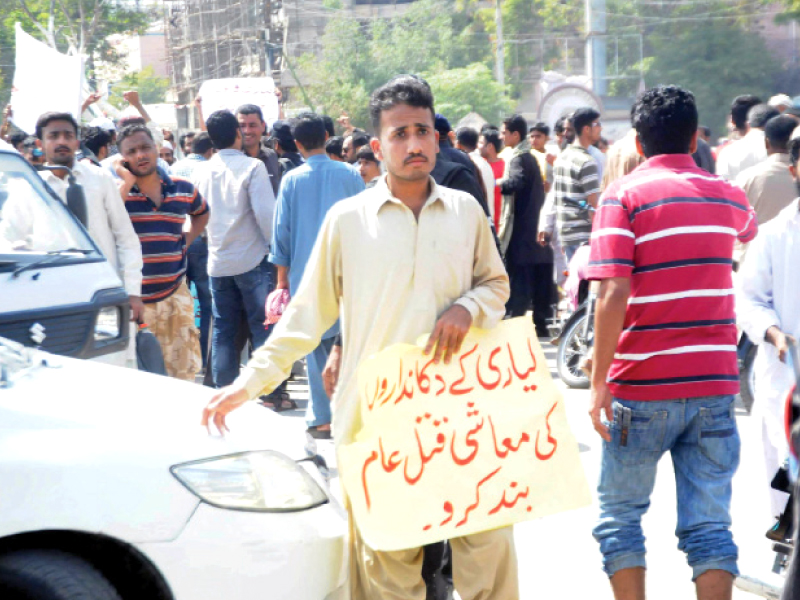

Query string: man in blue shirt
270 113 365 438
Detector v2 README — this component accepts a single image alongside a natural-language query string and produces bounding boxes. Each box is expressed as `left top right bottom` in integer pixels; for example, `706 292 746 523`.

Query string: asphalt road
277 340 785 599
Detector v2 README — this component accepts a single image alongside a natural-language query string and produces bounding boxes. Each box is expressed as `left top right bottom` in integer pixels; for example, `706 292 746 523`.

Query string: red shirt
489 159 505 230
587 154 757 401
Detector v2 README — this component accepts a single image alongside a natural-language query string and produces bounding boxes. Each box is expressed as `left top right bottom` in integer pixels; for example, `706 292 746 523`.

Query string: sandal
259 391 297 412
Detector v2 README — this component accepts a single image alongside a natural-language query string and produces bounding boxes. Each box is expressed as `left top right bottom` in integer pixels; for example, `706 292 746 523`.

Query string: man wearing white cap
769 94 794 114
160 140 176 166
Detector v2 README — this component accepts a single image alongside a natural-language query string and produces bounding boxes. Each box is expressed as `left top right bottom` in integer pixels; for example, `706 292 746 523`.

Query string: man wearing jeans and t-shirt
588 86 757 600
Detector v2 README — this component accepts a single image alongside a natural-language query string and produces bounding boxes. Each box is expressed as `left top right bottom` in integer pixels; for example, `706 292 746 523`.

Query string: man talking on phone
115 123 209 381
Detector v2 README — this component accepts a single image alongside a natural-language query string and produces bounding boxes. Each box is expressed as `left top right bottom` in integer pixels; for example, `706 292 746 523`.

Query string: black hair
179 131 196 149
730 95 762 131
571 108 600 137
236 104 264 122
789 137 800 165
699 125 711 138
632 85 698 158
82 126 112 156
554 116 567 135
356 145 379 164
117 123 154 151
351 132 371 151
502 114 527 140
480 127 502 153
455 126 479 151
21 136 38 150
117 115 146 130
369 75 436 133
8 131 27 149
321 115 336 138
326 136 344 158
748 104 781 129
206 110 240 149
35 111 79 140
764 115 797 151
191 132 214 155
291 112 327 151
529 122 550 137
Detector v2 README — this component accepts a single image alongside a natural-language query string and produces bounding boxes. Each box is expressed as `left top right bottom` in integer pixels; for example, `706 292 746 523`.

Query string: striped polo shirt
124 168 208 303
553 142 601 246
587 154 757 401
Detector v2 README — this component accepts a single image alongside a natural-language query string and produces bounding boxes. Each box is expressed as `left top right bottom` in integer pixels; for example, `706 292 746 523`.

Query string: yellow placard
338 317 591 551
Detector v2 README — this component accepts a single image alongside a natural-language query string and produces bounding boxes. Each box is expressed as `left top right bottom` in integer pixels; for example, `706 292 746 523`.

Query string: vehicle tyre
557 310 591 389
739 343 757 414
0 550 122 600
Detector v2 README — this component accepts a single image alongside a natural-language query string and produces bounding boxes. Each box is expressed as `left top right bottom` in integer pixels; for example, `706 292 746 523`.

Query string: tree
426 63 513 124
107 67 170 109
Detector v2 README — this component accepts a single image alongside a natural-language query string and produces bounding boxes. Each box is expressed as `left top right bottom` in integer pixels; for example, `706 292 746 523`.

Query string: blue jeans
593 395 740 580
186 236 211 369
306 337 334 427
210 257 273 387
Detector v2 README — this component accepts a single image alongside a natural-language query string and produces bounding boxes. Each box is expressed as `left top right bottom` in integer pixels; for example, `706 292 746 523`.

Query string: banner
338 318 591 551
197 78 279 126
11 24 83 135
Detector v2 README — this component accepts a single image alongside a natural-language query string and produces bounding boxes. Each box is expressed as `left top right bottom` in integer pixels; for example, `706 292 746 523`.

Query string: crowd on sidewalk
4 79 800 600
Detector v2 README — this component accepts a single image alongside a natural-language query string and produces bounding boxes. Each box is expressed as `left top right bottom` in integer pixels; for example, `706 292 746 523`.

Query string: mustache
404 153 428 165
54 146 72 153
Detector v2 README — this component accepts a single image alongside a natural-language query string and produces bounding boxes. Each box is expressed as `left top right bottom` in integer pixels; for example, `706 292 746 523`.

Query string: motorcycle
556 244 594 389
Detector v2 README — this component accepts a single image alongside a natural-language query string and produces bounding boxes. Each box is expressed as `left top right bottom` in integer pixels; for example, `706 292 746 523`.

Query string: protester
552 116 568 152
159 140 176 166
8 131 28 153
588 85 757 599
268 112 365 437
435 114 479 177
326 135 345 161
355 144 381 187
769 93 793 114
20 136 45 166
734 114 796 265
552 107 602 261
36 111 144 369
179 131 196 157
455 126 495 216
715 95 765 179
191 110 275 390
80 126 112 166
171 131 214 179
692 131 716 174
236 104 282 195
737 136 800 533
498 114 552 338
601 129 644 190
171 131 216 372
115 123 207 381
342 130 371 163
528 122 553 193
478 125 505 230
202 74 516 600
271 120 305 175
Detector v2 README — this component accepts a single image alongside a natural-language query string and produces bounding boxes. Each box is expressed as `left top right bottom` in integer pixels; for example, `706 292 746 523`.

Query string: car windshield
0 152 96 255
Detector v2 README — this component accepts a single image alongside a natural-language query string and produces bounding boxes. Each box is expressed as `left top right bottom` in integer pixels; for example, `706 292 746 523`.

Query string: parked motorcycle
556 244 593 389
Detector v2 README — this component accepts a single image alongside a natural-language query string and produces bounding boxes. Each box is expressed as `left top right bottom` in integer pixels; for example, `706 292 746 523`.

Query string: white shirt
717 129 767 181
193 148 276 278
737 198 800 411
470 150 496 220
40 161 143 297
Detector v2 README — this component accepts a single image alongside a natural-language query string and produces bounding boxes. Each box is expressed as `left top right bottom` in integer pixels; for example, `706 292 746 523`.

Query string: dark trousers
186 236 211 369
505 262 554 336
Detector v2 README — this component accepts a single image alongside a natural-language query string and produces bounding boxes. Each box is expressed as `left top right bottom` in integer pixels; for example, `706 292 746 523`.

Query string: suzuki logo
29 323 46 345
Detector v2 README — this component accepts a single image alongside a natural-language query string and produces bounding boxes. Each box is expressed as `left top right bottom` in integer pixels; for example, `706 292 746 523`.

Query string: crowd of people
3 76 800 600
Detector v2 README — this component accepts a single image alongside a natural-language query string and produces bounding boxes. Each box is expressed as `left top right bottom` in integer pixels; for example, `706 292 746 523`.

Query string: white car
0 338 348 600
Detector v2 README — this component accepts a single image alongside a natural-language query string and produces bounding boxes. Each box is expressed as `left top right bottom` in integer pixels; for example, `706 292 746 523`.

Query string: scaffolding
163 0 284 125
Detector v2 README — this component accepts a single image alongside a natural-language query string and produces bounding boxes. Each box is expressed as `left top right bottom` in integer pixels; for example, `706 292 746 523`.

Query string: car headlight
94 306 121 342
171 451 329 512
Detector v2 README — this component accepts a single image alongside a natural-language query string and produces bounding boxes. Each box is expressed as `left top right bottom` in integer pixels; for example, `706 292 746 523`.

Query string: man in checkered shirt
552 107 602 261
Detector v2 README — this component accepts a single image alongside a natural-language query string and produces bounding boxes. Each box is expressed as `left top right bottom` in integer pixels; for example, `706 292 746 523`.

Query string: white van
0 148 130 358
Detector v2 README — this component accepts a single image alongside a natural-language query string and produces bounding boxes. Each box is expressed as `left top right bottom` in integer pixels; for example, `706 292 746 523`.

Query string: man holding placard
202 75 518 599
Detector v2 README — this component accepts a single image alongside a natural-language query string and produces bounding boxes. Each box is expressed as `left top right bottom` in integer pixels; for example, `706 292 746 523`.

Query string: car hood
0 350 312 465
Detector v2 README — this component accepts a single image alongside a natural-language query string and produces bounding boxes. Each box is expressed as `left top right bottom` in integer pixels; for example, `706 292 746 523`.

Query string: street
279 338 785 599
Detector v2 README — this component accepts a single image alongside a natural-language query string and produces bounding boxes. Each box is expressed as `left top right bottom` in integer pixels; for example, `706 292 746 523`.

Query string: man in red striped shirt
588 86 757 600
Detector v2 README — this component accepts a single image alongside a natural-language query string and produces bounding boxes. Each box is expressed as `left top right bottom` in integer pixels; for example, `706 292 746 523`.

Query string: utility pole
495 0 505 88
585 0 607 96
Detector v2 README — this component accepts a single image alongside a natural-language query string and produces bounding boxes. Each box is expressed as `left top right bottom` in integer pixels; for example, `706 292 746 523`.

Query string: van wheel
0 550 122 600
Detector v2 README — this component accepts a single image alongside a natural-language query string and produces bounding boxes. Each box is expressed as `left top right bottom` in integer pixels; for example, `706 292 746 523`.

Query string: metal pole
495 0 505 87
